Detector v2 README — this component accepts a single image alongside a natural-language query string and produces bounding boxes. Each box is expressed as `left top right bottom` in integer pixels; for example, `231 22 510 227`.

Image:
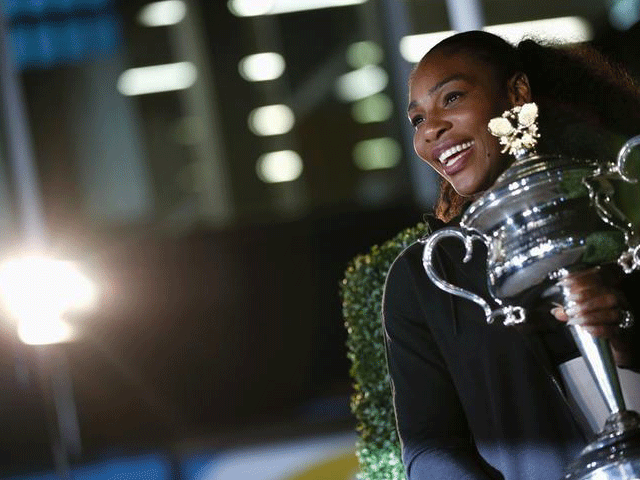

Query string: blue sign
3 0 114 18
1 0 121 69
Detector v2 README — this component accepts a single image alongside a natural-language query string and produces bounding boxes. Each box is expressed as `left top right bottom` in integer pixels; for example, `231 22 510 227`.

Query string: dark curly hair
417 31 640 222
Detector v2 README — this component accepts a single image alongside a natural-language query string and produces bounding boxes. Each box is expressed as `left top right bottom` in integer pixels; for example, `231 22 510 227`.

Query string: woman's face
408 51 512 197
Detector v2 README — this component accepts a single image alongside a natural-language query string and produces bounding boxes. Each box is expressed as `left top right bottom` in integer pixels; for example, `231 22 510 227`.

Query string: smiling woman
408 52 517 196
412 32 640 223
382 31 640 480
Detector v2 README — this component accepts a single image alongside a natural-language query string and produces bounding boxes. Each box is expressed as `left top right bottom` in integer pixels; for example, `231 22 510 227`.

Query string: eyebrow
407 74 471 113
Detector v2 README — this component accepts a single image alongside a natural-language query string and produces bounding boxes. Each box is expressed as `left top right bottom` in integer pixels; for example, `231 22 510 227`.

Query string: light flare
0 255 97 345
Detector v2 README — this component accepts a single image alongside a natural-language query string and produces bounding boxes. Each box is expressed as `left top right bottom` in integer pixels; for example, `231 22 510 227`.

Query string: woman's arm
382 252 502 480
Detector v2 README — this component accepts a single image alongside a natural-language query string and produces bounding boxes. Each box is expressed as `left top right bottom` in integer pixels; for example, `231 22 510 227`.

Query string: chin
451 183 480 198
450 173 494 198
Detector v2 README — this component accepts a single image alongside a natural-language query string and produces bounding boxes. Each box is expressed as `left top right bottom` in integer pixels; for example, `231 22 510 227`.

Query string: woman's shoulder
386 217 443 272
388 214 470 266
385 216 451 290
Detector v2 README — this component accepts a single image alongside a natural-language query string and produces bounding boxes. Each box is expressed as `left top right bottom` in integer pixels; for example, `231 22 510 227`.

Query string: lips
438 141 474 165
431 140 475 176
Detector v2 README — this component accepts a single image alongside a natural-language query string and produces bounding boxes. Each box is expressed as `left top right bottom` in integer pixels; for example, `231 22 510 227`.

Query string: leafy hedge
341 223 428 480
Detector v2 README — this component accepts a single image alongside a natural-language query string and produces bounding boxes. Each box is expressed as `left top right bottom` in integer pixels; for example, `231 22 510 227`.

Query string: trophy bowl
421 104 640 480
422 146 640 325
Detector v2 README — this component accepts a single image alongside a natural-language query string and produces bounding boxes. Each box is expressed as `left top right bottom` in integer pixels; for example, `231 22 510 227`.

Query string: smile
438 141 474 167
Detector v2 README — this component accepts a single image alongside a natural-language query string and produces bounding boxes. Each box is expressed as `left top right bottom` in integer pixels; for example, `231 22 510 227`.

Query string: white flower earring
488 102 540 159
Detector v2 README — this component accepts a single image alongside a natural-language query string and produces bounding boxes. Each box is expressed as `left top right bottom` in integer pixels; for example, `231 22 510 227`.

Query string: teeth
438 141 474 166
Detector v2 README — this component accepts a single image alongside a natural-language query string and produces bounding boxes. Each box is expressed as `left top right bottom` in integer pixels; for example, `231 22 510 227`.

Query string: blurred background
0 0 637 478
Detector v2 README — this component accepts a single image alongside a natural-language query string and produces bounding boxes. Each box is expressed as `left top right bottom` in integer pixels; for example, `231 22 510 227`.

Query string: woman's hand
550 268 635 367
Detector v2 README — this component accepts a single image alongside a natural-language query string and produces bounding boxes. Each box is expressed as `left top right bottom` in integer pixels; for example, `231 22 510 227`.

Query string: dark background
0 0 638 475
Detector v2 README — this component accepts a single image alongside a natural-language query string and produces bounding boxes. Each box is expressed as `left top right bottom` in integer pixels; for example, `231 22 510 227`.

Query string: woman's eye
444 92 463 105
410 116 424 128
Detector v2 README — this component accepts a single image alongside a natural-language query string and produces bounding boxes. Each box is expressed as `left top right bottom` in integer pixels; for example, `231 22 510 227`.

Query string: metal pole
376 0 439 209
0 7 47 249
0 8 81 478
444 0 485 32
37 347 74 480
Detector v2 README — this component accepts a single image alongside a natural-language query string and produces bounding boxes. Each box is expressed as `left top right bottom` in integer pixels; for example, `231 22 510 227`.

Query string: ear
507 72 532 106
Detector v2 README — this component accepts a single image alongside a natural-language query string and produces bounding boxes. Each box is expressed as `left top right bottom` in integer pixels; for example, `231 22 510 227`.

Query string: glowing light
18 316 74 346
400 17 593 63
484 17 592 45
239 52 285 82
609 0 640 30
117 62 197 96
0 255 97 345
351 93 393 123
228 0 367 17
346 41 383 69
353 137 401 170
138 1 187 27
335 65 388 102
400 31 454 63
248 104 295 136
256 150 303 183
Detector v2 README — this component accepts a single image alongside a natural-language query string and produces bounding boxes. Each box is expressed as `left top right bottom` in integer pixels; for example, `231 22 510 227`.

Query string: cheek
486 136 505 166
413 133 430 163
412 134 421 157
477 126 501 160
482 140 497 164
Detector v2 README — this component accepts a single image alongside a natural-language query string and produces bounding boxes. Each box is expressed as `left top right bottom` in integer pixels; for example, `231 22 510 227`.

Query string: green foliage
582 230 626 264
340 223 428 480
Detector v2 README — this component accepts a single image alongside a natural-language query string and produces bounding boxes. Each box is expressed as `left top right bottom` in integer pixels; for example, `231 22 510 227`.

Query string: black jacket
382 235 593 479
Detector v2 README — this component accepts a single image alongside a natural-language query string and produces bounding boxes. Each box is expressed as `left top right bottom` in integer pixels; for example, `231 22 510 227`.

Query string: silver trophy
421 103 640 480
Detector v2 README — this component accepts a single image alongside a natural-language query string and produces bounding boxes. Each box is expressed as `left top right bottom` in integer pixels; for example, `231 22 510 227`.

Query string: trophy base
565 410 640 480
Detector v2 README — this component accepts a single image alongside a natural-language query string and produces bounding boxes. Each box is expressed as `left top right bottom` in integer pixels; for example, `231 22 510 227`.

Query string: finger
550 306 568 322
559 271 604 290
581 324 619 339
565 291 619 316
563 281 617 300
567 308 621 327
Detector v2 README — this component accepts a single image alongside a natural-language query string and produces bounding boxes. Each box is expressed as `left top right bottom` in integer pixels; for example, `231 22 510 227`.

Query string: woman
383 31 640 479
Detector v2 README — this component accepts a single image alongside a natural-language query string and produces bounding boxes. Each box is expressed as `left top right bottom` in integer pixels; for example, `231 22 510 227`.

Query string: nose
422 117 451 143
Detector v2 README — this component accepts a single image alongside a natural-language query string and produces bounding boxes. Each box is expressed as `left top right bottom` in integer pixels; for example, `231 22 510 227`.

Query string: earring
488 102 540 159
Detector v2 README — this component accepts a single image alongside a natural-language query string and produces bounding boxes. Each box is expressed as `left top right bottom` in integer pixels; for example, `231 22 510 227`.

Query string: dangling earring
488 102 540 159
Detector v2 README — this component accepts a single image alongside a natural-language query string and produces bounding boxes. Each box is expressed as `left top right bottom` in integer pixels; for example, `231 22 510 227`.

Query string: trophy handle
421 227 526 326
616 135 640 273
615 133 640 184
585 134 640 273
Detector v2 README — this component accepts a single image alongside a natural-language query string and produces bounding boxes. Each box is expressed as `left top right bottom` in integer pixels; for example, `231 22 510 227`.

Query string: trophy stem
558 271 640 478
568 324 626 415
559 268 627 417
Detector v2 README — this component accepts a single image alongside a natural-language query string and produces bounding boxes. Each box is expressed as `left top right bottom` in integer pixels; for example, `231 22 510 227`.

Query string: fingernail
550 307 564 317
